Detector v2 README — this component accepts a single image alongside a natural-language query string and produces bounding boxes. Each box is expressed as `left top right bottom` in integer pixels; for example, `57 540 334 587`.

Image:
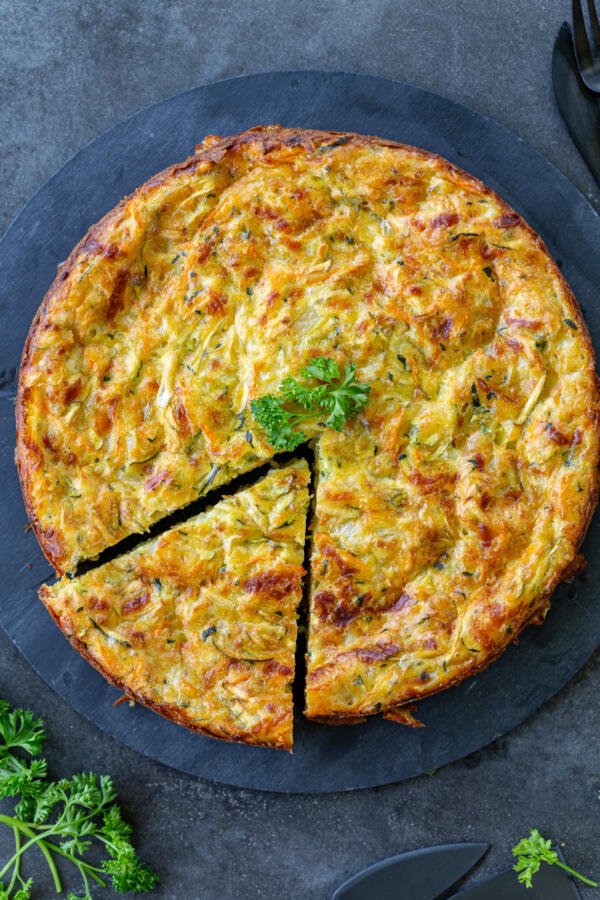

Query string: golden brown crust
17 125 600 734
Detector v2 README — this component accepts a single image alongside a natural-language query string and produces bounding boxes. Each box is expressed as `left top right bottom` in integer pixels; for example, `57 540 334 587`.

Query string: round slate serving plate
1 71 599 793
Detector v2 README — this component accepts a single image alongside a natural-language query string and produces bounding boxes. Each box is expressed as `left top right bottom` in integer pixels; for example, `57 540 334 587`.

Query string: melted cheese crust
40 461 309 750
19 126 599 728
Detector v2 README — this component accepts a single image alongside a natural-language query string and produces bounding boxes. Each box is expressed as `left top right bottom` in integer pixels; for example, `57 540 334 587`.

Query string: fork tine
573 0 594 70
587 0 600 49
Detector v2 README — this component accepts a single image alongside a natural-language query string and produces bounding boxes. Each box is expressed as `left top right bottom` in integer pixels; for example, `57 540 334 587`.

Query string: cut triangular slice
41 460 310 751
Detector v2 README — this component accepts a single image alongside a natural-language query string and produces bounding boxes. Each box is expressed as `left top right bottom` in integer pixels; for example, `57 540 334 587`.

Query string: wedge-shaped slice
41 461 309 750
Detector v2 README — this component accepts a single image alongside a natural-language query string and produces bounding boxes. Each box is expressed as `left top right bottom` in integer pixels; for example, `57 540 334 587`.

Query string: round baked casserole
17 126 600 733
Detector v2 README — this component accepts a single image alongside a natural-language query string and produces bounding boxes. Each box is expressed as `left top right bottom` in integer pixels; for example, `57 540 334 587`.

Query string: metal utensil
552 21 600 187
572 0 600 92
333 843 582 900
449 858 581 898
332 843 488 900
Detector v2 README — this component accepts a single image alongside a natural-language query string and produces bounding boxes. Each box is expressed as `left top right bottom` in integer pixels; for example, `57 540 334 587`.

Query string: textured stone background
1 1 599 898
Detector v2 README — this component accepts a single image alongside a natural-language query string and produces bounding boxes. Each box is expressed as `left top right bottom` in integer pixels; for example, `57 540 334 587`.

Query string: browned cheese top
18 126 599 726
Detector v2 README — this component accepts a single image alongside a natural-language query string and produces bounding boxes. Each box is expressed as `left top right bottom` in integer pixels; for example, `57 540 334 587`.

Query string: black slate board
1 71 599 793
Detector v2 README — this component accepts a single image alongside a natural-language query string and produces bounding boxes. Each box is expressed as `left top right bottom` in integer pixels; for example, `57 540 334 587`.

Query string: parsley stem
39 845 106 887
7 824 20 893
0 814 108 890
0 814 62 891
80 864 92 899
556 860 598 887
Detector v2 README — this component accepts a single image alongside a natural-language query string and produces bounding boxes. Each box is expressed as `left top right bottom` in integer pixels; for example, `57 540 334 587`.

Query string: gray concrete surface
1 1 599 898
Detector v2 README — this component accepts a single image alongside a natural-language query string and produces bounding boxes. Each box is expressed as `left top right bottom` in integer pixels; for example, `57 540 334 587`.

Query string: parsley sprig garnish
0 699 158 898
512 828 597 889
250 357 370 451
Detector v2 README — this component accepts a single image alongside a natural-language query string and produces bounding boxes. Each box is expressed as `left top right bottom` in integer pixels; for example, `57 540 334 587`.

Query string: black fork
572 0 600 91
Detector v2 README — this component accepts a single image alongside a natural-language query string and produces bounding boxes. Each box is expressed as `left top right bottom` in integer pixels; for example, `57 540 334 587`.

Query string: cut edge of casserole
40 460 310 751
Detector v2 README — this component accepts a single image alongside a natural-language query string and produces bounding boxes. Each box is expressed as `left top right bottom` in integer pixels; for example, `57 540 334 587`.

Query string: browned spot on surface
39 528 64 565
480 491 492 510
469 453 485 471
307 641 401 683
253 205 290 232
504 337 523 353
196 238 216 264
430 212 459 229
545 422 569 445
42 433 58 453
244 570 302 598
313 592 349 625
263 660 293 677
122 591 150 615
478 521 493 549
409 470 456 494
64 379 82 405
313 591 336 620
206 292 227 315
105 269 129 322
432 316 453 340
503 488 522 503
389 592 413 612
130 630 146 644
355 642 400 663
89 597 109 611
477 377 493 394
506 317 542 330
495 212 520 229
321 544 358 576
481 243 502 260
144 468 172 491
312 588 376 627
95 397 119 437
81 237 124 259
259 290 280 324
173 399 192 435
323 489 357 504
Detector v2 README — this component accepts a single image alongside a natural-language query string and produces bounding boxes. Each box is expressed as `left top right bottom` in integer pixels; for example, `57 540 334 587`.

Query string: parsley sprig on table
0 699 158 899
250 357 370 451
512 828 597 889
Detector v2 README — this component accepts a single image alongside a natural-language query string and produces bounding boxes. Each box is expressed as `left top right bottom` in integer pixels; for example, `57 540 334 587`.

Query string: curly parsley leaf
102 842 160 894
250 395 308 452
0 699 159 898
0 879 32 900
251 357 370 451
512 828 597 889
0 708 45 759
